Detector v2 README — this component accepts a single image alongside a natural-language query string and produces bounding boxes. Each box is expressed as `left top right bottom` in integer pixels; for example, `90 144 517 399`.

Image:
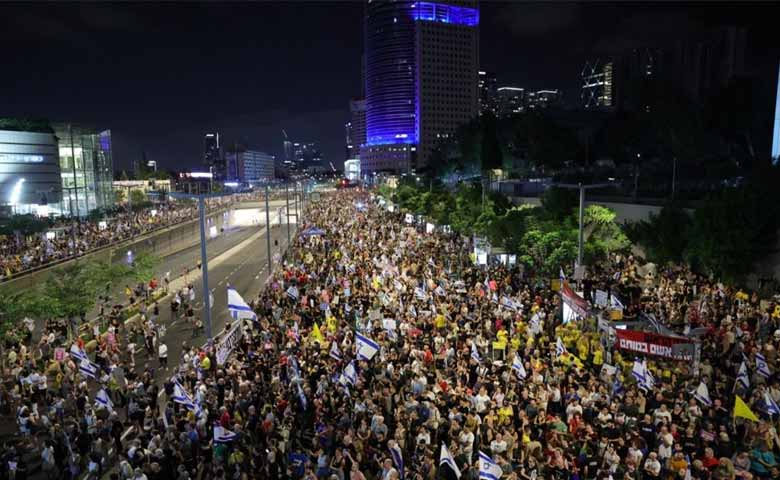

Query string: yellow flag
310 323 325 344
734 395 759 422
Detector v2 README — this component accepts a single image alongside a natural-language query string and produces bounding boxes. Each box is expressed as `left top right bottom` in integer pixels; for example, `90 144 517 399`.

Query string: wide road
126 219 295 388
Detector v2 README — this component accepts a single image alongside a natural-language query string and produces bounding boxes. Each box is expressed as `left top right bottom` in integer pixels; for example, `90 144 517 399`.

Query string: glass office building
54 124 114 217
0 129 62 216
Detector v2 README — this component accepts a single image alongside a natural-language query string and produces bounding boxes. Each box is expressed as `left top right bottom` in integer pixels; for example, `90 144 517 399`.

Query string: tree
541 187 578 221
582 205 631 263
114 189 126 204
129 189 147 205
625 203 692 264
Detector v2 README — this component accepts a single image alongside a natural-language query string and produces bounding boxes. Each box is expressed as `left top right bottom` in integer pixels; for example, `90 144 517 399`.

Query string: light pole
264 184 272 274
169 191 233 343
285 182 291 247
555 182 615 268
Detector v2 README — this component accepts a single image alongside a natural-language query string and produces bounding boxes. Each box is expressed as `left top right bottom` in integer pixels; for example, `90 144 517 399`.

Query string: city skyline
2 2 779 173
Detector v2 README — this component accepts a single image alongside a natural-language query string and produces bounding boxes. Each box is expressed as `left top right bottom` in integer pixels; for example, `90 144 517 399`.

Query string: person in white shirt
158 342 168 369
644 452 661 478
458 427 475 464
474 387 491 413
490 433 508 456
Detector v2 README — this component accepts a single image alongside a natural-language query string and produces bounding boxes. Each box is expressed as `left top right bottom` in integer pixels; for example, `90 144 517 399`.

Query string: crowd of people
3 188 780 480
0 197 234 281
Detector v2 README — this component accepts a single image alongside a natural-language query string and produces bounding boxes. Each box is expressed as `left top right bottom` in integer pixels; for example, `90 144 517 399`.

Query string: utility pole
169 191 233 344
285 182 291 247
264 184 272 274
197 196 212 340
555 182 616 268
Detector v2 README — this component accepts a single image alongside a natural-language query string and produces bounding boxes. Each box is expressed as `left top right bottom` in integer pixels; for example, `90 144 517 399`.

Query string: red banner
561 282 589 318
615 329 692 361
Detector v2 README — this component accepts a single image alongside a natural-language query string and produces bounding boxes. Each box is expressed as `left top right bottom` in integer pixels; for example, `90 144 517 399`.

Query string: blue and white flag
414 287 426 300
288 355 301 381
439 444 461 478
291 322 301 343
736 361 750 390
434 285 446 297
297 382 307 410
756 353 771 378
555 337 568 358
765 391 780 416
478 451 503 480
610 295 624 310
286 285 299 300
78 358 99 379
227 287 257 322
343 361 358 386
173 382 198 412
389 443 404 479
95 389 113 412
471 342 481 363
329 341 342 361
559 266 566 283
632 360 654 391
213 425 238 443
693 382 712 407
355 332 379 361
512 354 527 380
69 344 87 363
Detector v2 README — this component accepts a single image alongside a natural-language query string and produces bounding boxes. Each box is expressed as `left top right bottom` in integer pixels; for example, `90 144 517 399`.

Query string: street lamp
168 191 233 342
554 182 616 268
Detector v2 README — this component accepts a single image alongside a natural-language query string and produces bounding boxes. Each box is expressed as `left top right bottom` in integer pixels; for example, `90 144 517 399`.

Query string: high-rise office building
527 90 563 110
497 87 525 117
478 71 498 115
582 60 614 109
347 98 366 160
225 147 275 184
361 1 479 173
54 124 113 217
203 133 225 181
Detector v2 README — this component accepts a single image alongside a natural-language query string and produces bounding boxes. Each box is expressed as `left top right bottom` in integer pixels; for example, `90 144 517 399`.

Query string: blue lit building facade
361 1 479 173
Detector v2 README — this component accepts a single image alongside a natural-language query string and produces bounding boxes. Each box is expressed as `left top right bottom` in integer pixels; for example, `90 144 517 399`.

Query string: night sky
2 2 779 173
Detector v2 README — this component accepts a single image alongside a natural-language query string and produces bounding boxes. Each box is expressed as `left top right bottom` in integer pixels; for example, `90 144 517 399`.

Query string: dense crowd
0 198 233 281
3 188 780 480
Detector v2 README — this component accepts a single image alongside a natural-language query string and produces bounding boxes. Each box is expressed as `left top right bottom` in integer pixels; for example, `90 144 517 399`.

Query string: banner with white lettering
615 329 693 361
216 322 244 365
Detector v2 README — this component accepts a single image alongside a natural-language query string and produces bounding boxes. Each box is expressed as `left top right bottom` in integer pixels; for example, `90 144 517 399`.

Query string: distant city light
224 182 239 188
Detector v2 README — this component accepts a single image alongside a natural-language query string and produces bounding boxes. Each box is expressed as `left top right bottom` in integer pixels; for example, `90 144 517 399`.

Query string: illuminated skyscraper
361 1 479 173
203 133 225 181
478 71 498 115
581 60 614 109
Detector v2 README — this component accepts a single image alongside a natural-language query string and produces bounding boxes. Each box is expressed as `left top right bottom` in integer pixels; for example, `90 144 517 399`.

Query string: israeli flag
765 391 780 416
213 425 238 443
693 381 712 407
69 344 88 362
631 360 646 383
559 266 566 283
286 285 299 300
95 389 113 412
439 444 462 478
291 322 301 343
227 287 257 322
389 443 404 479
343 361 358 386
434 285 446 297
289 355 301 381
329 342 342 361
555 337 568 358
355 332 379 361
297 382 307 410
512 355 527 380
414 287 426 300
78 359 99 379
736 361 750 390
471 342 482 363
478 451 503 480
756 353 771 378
610 295 624 310
173 382 198 412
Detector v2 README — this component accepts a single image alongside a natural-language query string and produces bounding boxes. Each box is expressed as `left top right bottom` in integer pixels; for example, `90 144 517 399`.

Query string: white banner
595 290 608 307
216 322 244 365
